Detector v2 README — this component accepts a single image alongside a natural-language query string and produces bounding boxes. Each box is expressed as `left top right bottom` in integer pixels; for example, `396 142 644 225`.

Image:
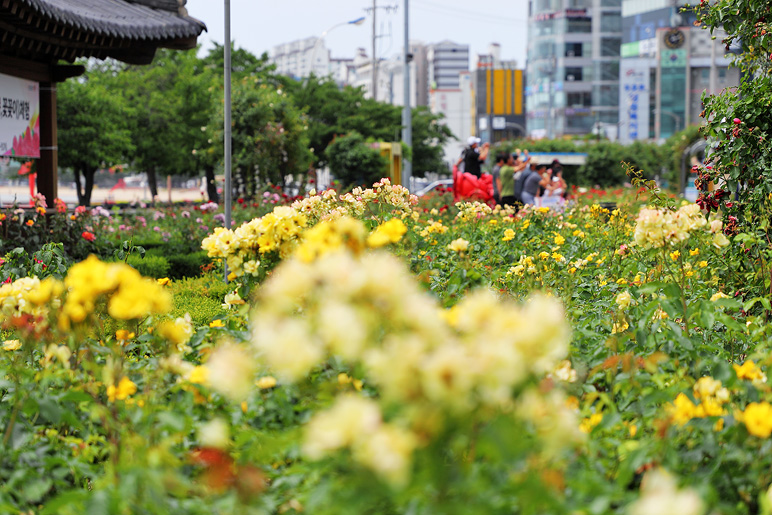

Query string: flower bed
1 179 770 514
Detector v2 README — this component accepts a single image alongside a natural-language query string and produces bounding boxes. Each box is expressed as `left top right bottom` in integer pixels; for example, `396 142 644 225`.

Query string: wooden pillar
37 82 58 207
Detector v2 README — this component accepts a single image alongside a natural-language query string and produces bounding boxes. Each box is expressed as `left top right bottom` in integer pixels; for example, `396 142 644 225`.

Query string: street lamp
309 16 366 77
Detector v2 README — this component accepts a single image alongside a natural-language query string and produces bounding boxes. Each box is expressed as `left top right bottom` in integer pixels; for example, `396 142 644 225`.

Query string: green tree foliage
211 77 311 197
285 76 452 176
691 0 772 300
324 132 387 187
112 49 215 199
57 69 134 206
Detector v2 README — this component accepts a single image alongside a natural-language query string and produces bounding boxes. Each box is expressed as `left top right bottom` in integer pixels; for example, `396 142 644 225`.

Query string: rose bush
1 178 772 513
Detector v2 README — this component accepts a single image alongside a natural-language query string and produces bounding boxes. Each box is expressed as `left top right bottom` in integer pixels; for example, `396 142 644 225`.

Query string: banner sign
0 73 40 158
619 59 650 144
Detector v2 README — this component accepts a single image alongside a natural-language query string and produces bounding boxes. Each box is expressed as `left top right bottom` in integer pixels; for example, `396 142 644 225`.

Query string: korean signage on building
619 59 650 144
0 73 40 158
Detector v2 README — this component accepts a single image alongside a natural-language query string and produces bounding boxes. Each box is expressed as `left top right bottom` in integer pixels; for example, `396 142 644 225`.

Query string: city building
619 0 740 142
526 0 623 138
427 40 470 92
270 38 356 87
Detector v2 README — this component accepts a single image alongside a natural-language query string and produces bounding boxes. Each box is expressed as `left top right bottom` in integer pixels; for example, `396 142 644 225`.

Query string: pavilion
0 0 206 206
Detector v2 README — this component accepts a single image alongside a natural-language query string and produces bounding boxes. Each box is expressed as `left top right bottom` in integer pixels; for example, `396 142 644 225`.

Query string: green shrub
147 248 211 279
125 253 170 279
164 274 232 326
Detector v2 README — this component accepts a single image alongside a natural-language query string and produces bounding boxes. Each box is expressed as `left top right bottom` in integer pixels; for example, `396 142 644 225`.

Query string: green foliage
325 132 388 188
57 69 134 206
692 0 772 303
0 243 69 282
212 77 312 197
125 253 170 279
167 274 231 326
285 76 452 176
144 248 211 279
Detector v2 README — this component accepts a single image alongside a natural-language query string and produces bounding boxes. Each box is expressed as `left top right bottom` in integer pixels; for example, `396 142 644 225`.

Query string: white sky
184 0 529 68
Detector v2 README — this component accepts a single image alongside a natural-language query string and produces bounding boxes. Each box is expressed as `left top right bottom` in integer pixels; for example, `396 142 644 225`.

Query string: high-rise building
428 41 470 91
526 0 623 138
619 0 739 142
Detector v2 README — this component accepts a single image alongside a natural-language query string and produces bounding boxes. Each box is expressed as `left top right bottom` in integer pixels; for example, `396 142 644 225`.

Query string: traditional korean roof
0 0 206 64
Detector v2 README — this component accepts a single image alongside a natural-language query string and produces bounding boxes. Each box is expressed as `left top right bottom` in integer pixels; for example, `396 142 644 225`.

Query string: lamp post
309 16 366 77
401 0 411 190
223 0 232 282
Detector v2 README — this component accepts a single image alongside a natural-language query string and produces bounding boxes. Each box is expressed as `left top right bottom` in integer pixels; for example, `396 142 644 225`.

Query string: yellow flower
579 412 603 433
447 238 469 253
157 316 194 349
115 329 135 342
669 250 680 261
616 290 632 310
616 278 628 285
209 319 225 328
502 228 515 242
189 365 210 385
538 251 550 260
689 248 699 256
256 376 277 389
734 360 767 384
554 234 565 246
537 207 550 213
741 402 772 438
157 277 171 286
367 218 407 248
698 260 708 268
2 339 21 351
107 376 137 402
668 393 697 426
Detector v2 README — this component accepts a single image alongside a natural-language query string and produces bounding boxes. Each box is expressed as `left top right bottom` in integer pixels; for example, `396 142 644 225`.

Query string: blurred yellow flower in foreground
447 238 469 253
734 360 767 384
256 376 278 389
741 402 772 438
367 218 407 248
107 376 137 402
2 339 21 351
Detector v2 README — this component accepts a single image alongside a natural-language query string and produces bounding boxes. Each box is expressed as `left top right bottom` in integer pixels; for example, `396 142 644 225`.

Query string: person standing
491 153 506 204
498 154 517 206
456 136 489 178
522 163 546 206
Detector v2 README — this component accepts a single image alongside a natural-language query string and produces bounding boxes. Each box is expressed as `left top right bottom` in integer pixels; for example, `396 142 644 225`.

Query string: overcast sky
184 0 529 68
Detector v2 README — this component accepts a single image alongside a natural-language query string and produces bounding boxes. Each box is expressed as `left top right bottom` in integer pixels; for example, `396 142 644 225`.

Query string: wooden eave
0 0 206 67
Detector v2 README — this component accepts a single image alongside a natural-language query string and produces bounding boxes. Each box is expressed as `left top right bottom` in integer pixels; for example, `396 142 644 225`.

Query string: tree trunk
205 165 219 204
83 167 96 207
74 167 84 205
147 167 159 201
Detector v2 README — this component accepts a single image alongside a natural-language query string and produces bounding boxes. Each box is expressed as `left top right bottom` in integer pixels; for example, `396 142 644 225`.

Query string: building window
601 0 621 6
592 85 619 106
596 61 619 81
567 91 592 107
601 12 621 32
565 67 584 81
566 17 592 33
600 38 620 57
565 42 583 57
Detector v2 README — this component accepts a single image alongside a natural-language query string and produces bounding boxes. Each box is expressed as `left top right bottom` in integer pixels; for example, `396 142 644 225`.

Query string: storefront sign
619 59 650 144
0 73 40 158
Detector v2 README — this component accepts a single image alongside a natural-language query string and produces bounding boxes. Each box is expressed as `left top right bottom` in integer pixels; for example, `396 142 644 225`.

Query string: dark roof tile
18 0 206 41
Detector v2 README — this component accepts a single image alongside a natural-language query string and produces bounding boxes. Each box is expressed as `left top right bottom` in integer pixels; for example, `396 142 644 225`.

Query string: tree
58 71 134 206
325 132 387 188
113 49 215 201
211 77 311 198
284 76 452 177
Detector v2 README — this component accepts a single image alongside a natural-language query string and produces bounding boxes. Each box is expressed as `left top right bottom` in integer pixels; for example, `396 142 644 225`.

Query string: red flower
82 231 96 242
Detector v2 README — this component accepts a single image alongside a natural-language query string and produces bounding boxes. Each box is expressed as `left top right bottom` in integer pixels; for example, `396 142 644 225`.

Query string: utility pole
402 0 411 189
223 0 232 282
372 0 378 100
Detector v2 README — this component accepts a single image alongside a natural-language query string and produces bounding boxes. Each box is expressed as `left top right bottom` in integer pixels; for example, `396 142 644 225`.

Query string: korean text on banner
0 72 40 158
